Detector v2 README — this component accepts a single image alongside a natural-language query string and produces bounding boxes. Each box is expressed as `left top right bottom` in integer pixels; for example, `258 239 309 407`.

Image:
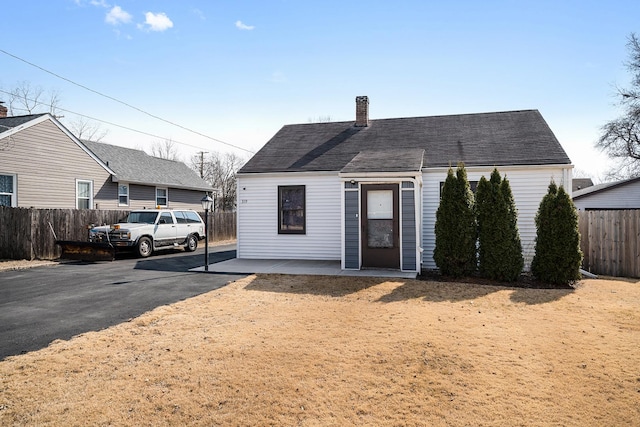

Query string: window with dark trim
278 185 305 234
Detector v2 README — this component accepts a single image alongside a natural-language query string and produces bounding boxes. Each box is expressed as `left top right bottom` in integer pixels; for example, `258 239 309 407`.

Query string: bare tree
597 33 640 179
190 151 246 211
307 115 332 123
7 81 61 116
149 138 181 161
67 116 109 142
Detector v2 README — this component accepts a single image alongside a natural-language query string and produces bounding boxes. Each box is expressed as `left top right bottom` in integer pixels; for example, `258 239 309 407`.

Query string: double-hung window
156 188 168 207
76 179 93 209
278 185 305 234
118 184 129 206
0 174 16 207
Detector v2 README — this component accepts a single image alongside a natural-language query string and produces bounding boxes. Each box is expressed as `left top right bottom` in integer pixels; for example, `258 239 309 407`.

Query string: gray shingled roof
0 114 47 130
82 141 212 191
572 177 594 192
341 148 425 173
239 109 571 174
573 176 640 199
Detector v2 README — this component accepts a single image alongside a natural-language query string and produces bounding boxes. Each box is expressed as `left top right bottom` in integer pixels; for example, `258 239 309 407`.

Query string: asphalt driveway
0 244 244 360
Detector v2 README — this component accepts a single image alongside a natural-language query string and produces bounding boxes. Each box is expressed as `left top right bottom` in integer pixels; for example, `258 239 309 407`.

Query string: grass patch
1 275 639 425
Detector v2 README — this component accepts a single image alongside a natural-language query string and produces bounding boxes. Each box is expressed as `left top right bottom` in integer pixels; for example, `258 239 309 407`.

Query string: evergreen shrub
434 163 477 277
531 181 583 285
476 169 524 281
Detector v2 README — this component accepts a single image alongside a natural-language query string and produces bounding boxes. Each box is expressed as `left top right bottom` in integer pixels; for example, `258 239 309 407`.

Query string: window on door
278 185 305 234
76 180 93 209
367 190 394 248
0 174 16 207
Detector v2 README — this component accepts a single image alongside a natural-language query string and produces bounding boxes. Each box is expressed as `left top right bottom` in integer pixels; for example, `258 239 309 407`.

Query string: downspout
404 175 423 273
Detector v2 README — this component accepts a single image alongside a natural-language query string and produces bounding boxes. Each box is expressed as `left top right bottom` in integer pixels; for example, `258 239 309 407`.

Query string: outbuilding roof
239 109 571 174
572 176 640 199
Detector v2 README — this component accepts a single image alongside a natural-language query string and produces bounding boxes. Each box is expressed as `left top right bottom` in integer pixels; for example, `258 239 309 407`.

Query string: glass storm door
361 184 400 269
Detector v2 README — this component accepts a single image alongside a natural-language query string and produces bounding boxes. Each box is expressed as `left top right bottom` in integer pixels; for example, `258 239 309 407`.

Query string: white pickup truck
89 209 206 258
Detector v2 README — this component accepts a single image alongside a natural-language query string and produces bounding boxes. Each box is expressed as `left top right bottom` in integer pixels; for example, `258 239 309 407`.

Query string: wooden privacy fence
0 207 236 261
206 211 237 243
578 210 640 278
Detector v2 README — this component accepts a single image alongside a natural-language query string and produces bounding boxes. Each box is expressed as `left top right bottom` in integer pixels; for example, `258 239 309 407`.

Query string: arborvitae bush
475 169 524 281
531 181 583 285
434 163 477 277
501 176 524 278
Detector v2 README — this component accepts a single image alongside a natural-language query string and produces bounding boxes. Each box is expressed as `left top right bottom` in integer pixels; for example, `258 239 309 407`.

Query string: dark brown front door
361 184 400 269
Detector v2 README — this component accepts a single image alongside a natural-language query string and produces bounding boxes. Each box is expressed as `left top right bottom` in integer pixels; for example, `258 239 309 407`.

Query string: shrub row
434 164 582 285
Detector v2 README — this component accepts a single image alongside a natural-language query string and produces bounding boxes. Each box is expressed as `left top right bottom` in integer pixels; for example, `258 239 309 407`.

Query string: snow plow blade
56 241 116 262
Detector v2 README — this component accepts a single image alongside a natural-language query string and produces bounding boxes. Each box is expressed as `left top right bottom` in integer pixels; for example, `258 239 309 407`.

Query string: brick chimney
355 96 369 127
0 102 7 118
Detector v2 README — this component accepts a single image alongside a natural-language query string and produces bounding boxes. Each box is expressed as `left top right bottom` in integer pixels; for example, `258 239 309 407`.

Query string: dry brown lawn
1 273 639 426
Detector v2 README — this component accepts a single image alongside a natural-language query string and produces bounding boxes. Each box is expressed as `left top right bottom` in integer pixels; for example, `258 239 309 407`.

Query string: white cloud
105 6 132 25
235 20 255 31
192 8 206 21
73 0 109 7
141 12 174 32
113 29 133 40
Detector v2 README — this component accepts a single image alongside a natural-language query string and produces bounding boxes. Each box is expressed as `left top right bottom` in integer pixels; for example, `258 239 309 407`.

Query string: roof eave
119 178 212 192
572 176 640 199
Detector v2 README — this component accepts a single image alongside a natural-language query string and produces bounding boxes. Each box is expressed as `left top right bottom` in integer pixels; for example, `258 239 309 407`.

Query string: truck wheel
185 234 198 252
137 237 153 258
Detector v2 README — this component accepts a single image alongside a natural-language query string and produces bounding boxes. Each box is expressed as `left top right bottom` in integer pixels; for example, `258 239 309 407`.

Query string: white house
236 97 573 273
573 177 640 210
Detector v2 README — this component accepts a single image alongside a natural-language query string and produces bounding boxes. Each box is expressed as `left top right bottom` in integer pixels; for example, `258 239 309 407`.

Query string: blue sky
2 1 639 180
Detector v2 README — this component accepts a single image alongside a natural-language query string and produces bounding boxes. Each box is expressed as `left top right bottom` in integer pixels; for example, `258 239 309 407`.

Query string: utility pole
198 151 206 178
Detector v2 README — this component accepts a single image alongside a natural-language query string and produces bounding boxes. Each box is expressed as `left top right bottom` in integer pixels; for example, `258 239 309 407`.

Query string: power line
0 88 234 154
0 48 254 154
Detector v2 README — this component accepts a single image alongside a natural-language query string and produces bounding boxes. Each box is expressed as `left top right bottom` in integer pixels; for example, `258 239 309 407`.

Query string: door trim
361 184 400 269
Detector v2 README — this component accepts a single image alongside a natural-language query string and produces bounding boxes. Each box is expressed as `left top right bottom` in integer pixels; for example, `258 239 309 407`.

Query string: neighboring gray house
236 96 574 273
0 113 211 210
573 176 640 210
82 140 212 210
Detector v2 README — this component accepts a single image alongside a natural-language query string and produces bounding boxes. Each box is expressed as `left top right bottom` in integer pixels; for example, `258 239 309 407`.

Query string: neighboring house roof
572 177 594 192
572 176 640 199
82 140 212 191
239 109 571 174
0 113 47 130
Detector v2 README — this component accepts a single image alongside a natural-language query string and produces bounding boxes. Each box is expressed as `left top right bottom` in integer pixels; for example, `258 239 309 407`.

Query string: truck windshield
126 212 159 224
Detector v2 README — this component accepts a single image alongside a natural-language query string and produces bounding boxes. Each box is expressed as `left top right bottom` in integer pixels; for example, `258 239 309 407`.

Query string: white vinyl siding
237 172 341 260
422 166 572 270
